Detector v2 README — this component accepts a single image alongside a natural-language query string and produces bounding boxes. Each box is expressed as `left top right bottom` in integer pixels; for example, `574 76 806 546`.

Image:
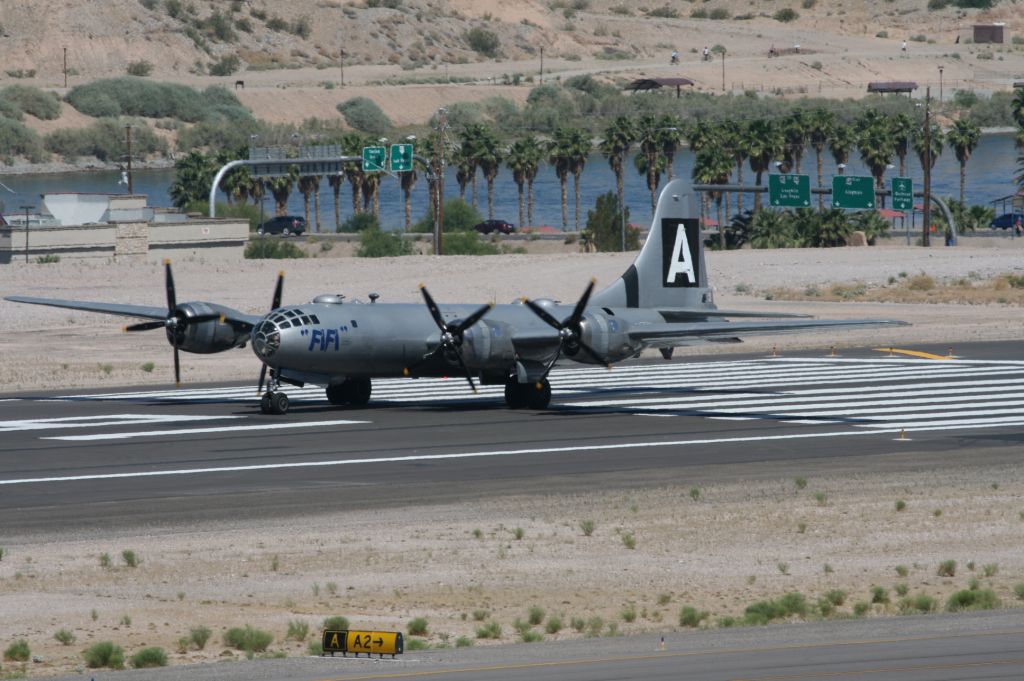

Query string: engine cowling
170 302 249 354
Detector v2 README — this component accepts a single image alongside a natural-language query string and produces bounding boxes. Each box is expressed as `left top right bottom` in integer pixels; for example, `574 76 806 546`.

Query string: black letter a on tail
660 218 701 288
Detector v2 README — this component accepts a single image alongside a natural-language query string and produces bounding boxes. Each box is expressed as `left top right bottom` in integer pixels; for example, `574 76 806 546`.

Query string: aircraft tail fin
590 179 715 311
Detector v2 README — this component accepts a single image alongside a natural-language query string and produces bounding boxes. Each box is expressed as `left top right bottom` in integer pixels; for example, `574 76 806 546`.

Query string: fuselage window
351 319 358 328
300 316 311 325
279 320 292 329
310 314 320 325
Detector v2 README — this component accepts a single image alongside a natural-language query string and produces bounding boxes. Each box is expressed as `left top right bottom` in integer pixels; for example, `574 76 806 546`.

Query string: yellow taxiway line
872 347 954 360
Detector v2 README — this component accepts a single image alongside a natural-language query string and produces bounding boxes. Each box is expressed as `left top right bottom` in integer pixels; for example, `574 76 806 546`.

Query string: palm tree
566 128 591 229
946 119 981 203
472 126 503 220
1012 87 1024 129
507 136 543 230
780 109 808 173
600 116 635 236
912 122 944 177
548 127 576 230
636 115 670 212
719 119 748 217
267 167 298 216
890 113 914 177
828 122 855 172
399 165 417 231
658 115 684 181
297 175 321 232
634 152 667 217
169 151 217 209
327 173 344 232
856 122 896 190
805 109 834 210
459 125 486 210
743 120 783 211
692 146 734 249
340 133 364 214
450 147 474 202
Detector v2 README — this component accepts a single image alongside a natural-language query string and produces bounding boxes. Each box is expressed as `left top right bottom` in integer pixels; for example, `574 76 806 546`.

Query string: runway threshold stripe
0 414 241 432
4 419 1020 486
41 419 370 442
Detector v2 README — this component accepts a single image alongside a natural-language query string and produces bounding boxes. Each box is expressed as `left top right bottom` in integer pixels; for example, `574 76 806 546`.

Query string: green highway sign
361 146 386 172
832 175 875 209
389 144 414 172
891 176 913 211
768 174 810 208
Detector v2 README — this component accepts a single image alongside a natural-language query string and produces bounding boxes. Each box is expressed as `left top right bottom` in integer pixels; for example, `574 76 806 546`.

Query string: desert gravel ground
1 238 1023 677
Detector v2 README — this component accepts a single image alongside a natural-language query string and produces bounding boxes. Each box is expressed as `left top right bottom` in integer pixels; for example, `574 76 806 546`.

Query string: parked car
257 215 306 236
989 213 1024 230
474 219 515 235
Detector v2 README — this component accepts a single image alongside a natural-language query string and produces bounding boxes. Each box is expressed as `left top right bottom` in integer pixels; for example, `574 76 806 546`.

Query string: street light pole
539 46 544 84
721 51 726 92
922 86 932 248
20 205 32 263
63 46 68 88
938 65 944 103
124 124 134 194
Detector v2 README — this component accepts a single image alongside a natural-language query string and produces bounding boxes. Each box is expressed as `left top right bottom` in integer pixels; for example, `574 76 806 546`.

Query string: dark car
989 213 1024 230
257 215 306 236
474 219 515 235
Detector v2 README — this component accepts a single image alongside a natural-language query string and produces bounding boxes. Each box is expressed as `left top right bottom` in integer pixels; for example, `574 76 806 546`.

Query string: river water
0 133 1018 230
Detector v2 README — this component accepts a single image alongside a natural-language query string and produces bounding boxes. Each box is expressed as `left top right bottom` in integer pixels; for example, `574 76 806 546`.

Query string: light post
20 205 32 263
539 46 544 84
721 50 726 92
922 86 932 247
938 65 944 103
837 163 846 176
124 124 133 194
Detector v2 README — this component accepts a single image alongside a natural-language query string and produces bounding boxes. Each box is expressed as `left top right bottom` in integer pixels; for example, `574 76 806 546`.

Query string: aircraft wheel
348 377 372 406
525 379 552 410
269 391 289 415
326 384 349 406
260 392 272 414
504 381 527 409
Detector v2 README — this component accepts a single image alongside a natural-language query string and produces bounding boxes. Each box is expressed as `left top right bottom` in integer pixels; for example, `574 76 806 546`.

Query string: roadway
3 340 1024 536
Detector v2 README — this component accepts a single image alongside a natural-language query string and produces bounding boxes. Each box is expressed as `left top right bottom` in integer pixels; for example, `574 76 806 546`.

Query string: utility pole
922 86 931 248
434 108 448 255
721 50 726 92
125 124 134 194
20 205 32 263
339 48 345 87
63 46 68 88
539 46 544 84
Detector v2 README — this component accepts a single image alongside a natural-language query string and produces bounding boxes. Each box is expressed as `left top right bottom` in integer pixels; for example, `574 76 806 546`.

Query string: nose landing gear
260 390 290 415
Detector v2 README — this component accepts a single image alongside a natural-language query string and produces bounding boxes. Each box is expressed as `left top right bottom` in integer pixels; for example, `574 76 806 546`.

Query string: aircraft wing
629 319 909 348
658 308 812 321
4 295 169 320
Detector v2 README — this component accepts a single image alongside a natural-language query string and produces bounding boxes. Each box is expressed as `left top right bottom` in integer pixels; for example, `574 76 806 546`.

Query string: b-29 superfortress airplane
5 180 906 415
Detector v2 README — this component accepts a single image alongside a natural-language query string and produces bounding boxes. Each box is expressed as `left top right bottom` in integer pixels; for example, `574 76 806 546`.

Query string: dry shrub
906 274 935 291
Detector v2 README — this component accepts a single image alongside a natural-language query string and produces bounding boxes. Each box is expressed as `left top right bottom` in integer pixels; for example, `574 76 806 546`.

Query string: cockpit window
300 315 311 325
279 320 292 329
310 314 320 325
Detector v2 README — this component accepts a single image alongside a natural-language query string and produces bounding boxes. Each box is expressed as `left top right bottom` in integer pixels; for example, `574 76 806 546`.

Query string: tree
743 120 783 211
507 136 543 230
459 125 485 209
946 119 981 203
169 151 217 208
636 115 670 213
566 127 591 229
450 147 473 202
327 173 344 232
827 123 856 172
658 116 684 181
890 113 914 177
692 145 735 249
748 209 794 249
266 168 297 216
399 165 417 231
471 125 503 220
547 127 576 230
1011 87 1024 129
912 123 944 176
600 116 635 241
719 120 748 216
856 122 896 190
805 109 834 210
780 109 808 174
583 191 638 252
340 133 365 215
297 175 320 232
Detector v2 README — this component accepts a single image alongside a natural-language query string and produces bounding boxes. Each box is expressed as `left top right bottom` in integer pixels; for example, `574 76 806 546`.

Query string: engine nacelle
578 312 637 363
171 302 249 354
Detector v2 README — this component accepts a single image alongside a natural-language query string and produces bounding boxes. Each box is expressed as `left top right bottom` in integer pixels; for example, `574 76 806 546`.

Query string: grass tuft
121 549 139 568
679 606 708 627
4 640 30 662
223 625 273 652
286 620 309 641
476 620 501 639
946 588 1000 612
83 641 124 669
937 560 957 577
130 647 167 668
527 606 545 625
54 628 76 646
323 616 349 631
189 625 211 650
407 617 429 636
580 519 595 536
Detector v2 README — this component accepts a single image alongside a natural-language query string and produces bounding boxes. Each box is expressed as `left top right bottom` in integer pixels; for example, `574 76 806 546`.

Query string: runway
3 341 1023 534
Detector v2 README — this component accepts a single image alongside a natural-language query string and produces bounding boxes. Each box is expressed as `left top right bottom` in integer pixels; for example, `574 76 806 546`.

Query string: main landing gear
504 377 551 410
325 377 372 407
260 390 290 415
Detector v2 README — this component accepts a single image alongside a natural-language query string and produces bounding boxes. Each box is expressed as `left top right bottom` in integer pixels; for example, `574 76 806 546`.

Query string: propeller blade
539 346 563 382
164 259 176 312
124 320 166 332
403 345 443 377
452 303 493 335
566 278 596 327
449 344 477 393
187 312 222 325
419 284 448 331
577 339 611 369
523 298 563 330
257 363 267 395
271 271 284 310
173 345 181 387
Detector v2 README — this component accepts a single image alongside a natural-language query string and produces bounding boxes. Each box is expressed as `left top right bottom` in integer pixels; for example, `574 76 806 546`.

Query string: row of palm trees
175 95 1024 235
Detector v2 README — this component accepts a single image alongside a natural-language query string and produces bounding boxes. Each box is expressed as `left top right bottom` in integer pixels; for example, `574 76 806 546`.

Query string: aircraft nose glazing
252 318 281 360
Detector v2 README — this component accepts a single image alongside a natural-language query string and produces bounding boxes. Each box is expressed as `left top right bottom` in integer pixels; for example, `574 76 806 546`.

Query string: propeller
522 278 610 381
256 271 286 395
124 259 221 386
403 284 493 393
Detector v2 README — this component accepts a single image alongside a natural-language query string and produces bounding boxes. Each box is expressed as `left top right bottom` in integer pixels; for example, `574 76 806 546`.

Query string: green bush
245 238 307 259
54 628 76 646
898 593 937 614
130 647 167 668
189 625 211 649
126 60 154 77
407 617 429 636
465 27 500 57
1014 583 1024 601
679 606 708 627
3 640 29 662
870 586 889 604
357 228 413 257
0 85 61 120
456 636 473 647
582 191 638 252
342 211 381 232
527 606 545 626
412 198 482 233
441 231 500 255
824 589 847 606
66 79 249 123
84 641 124 669
44 119 166 162
122 549 139 567
946 588 999 611
545 616 562 634
476 620 502 639
323 616 349 631
336 97 391 135
743 592 807 625
286 620 309 641
223 625 273 652
406 638 429 650
773 8 799 22
209 54 241 77
937 560 957 577
0 117 47 162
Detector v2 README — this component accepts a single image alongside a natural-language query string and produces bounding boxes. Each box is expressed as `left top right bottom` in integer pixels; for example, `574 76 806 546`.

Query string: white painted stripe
42 419 371 442
0 414 240 432
3 418 1019 486
857 415 1024 429
689 394 1024 417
